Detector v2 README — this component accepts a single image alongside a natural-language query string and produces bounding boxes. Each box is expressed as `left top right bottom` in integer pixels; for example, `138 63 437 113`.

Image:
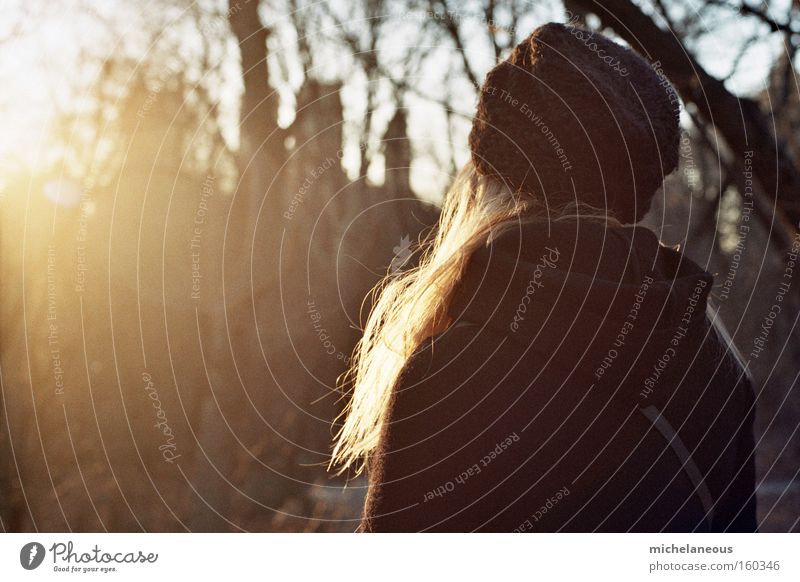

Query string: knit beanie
469 22 681 224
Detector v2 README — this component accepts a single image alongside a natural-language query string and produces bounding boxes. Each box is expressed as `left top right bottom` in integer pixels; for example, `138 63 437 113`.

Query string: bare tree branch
568 0 800 249
706 0 797 35
427 0 482 89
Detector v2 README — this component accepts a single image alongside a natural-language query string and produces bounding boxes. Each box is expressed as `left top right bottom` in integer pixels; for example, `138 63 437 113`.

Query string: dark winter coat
360 219 757 532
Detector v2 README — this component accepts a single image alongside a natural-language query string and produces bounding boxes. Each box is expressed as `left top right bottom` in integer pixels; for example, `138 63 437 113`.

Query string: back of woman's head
469 22 681 224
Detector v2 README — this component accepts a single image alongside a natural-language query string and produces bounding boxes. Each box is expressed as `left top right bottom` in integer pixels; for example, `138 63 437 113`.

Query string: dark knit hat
469 22 680 223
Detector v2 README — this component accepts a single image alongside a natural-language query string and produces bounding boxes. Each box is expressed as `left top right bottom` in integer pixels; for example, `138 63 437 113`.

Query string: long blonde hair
330 161 616 474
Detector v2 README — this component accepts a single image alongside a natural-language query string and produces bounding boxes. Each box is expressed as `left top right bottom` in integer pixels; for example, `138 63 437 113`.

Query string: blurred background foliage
0 0 798 532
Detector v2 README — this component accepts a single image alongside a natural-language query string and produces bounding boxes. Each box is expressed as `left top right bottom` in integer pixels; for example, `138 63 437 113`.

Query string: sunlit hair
330 161 620 475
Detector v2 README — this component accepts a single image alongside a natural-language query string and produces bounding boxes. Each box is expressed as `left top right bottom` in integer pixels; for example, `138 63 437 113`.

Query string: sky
0 0 793 204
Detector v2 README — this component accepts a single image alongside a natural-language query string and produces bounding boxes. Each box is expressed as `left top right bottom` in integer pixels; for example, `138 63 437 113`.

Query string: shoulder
390 322 509 417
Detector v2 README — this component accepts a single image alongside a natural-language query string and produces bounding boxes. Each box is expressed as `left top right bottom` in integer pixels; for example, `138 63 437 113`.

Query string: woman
332 23 757 532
